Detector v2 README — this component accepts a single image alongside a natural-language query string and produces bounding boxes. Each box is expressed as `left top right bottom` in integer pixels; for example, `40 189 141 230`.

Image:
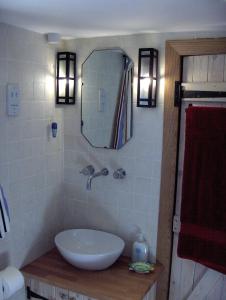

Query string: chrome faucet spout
86 175 94 190
86 168 109 190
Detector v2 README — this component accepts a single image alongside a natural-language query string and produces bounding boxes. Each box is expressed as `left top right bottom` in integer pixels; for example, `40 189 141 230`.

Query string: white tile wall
0 23 64 300
63 30 226 263
62 34 166 259
0 21 225 300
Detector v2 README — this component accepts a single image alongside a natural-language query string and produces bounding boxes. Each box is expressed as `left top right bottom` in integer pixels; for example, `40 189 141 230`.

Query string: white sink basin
55 229 125 270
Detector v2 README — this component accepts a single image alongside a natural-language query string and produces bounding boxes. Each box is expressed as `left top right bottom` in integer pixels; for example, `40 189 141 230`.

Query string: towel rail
174 81 226 106
182 98 226 103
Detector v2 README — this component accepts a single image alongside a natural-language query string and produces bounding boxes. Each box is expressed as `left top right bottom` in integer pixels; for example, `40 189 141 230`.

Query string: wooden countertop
21 248 164 300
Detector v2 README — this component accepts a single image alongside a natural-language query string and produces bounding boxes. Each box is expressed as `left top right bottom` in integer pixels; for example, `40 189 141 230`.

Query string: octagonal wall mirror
81 48 133 149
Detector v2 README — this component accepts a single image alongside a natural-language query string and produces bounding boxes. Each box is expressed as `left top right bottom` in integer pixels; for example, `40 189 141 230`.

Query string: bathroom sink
55 229 125 270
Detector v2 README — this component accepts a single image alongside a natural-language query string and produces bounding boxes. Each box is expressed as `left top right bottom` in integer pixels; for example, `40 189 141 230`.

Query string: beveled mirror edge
80 47 134 150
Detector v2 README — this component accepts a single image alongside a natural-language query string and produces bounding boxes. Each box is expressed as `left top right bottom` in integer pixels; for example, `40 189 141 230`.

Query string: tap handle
101 168 109 176
113 168 126 179
80 165 95 176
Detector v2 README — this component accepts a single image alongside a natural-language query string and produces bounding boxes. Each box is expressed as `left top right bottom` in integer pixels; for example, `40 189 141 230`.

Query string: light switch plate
7 83 20 116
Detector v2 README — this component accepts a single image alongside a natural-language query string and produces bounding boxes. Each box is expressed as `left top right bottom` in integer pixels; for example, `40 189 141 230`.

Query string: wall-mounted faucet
86 168 109 191
80 165 109 190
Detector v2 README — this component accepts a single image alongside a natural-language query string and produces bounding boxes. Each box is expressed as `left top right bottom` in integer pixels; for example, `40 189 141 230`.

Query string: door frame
156 38 226 300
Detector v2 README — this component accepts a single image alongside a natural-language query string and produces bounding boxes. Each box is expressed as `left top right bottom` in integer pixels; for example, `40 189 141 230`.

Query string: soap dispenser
132 229 149 263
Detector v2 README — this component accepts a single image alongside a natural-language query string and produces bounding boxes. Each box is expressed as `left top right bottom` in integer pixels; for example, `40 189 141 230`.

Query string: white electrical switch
7 84 20 116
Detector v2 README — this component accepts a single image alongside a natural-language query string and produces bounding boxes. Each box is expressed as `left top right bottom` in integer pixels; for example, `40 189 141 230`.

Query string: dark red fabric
177 106 226 274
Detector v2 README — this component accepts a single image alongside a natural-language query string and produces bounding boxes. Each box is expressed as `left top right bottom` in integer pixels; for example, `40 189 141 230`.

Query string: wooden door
169 54 226 300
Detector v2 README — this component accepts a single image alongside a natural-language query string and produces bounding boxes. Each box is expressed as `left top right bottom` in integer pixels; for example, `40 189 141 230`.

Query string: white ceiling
0 0 226 38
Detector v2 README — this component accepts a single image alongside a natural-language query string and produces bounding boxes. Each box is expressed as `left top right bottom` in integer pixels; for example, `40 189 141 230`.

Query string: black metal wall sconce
56 52 76 104
137 48 158 107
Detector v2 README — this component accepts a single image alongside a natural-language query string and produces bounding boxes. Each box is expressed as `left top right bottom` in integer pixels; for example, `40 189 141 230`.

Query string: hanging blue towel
0 185 10 239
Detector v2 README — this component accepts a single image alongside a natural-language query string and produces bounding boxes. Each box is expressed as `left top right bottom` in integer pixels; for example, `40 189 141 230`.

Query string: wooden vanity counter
21 248 164 300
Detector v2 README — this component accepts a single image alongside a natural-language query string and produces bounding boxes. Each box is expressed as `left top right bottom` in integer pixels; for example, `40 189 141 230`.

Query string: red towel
177 106 226 274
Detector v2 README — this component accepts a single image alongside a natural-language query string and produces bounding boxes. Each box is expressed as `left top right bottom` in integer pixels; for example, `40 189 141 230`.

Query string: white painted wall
0 23 64 300
1 0 226 37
